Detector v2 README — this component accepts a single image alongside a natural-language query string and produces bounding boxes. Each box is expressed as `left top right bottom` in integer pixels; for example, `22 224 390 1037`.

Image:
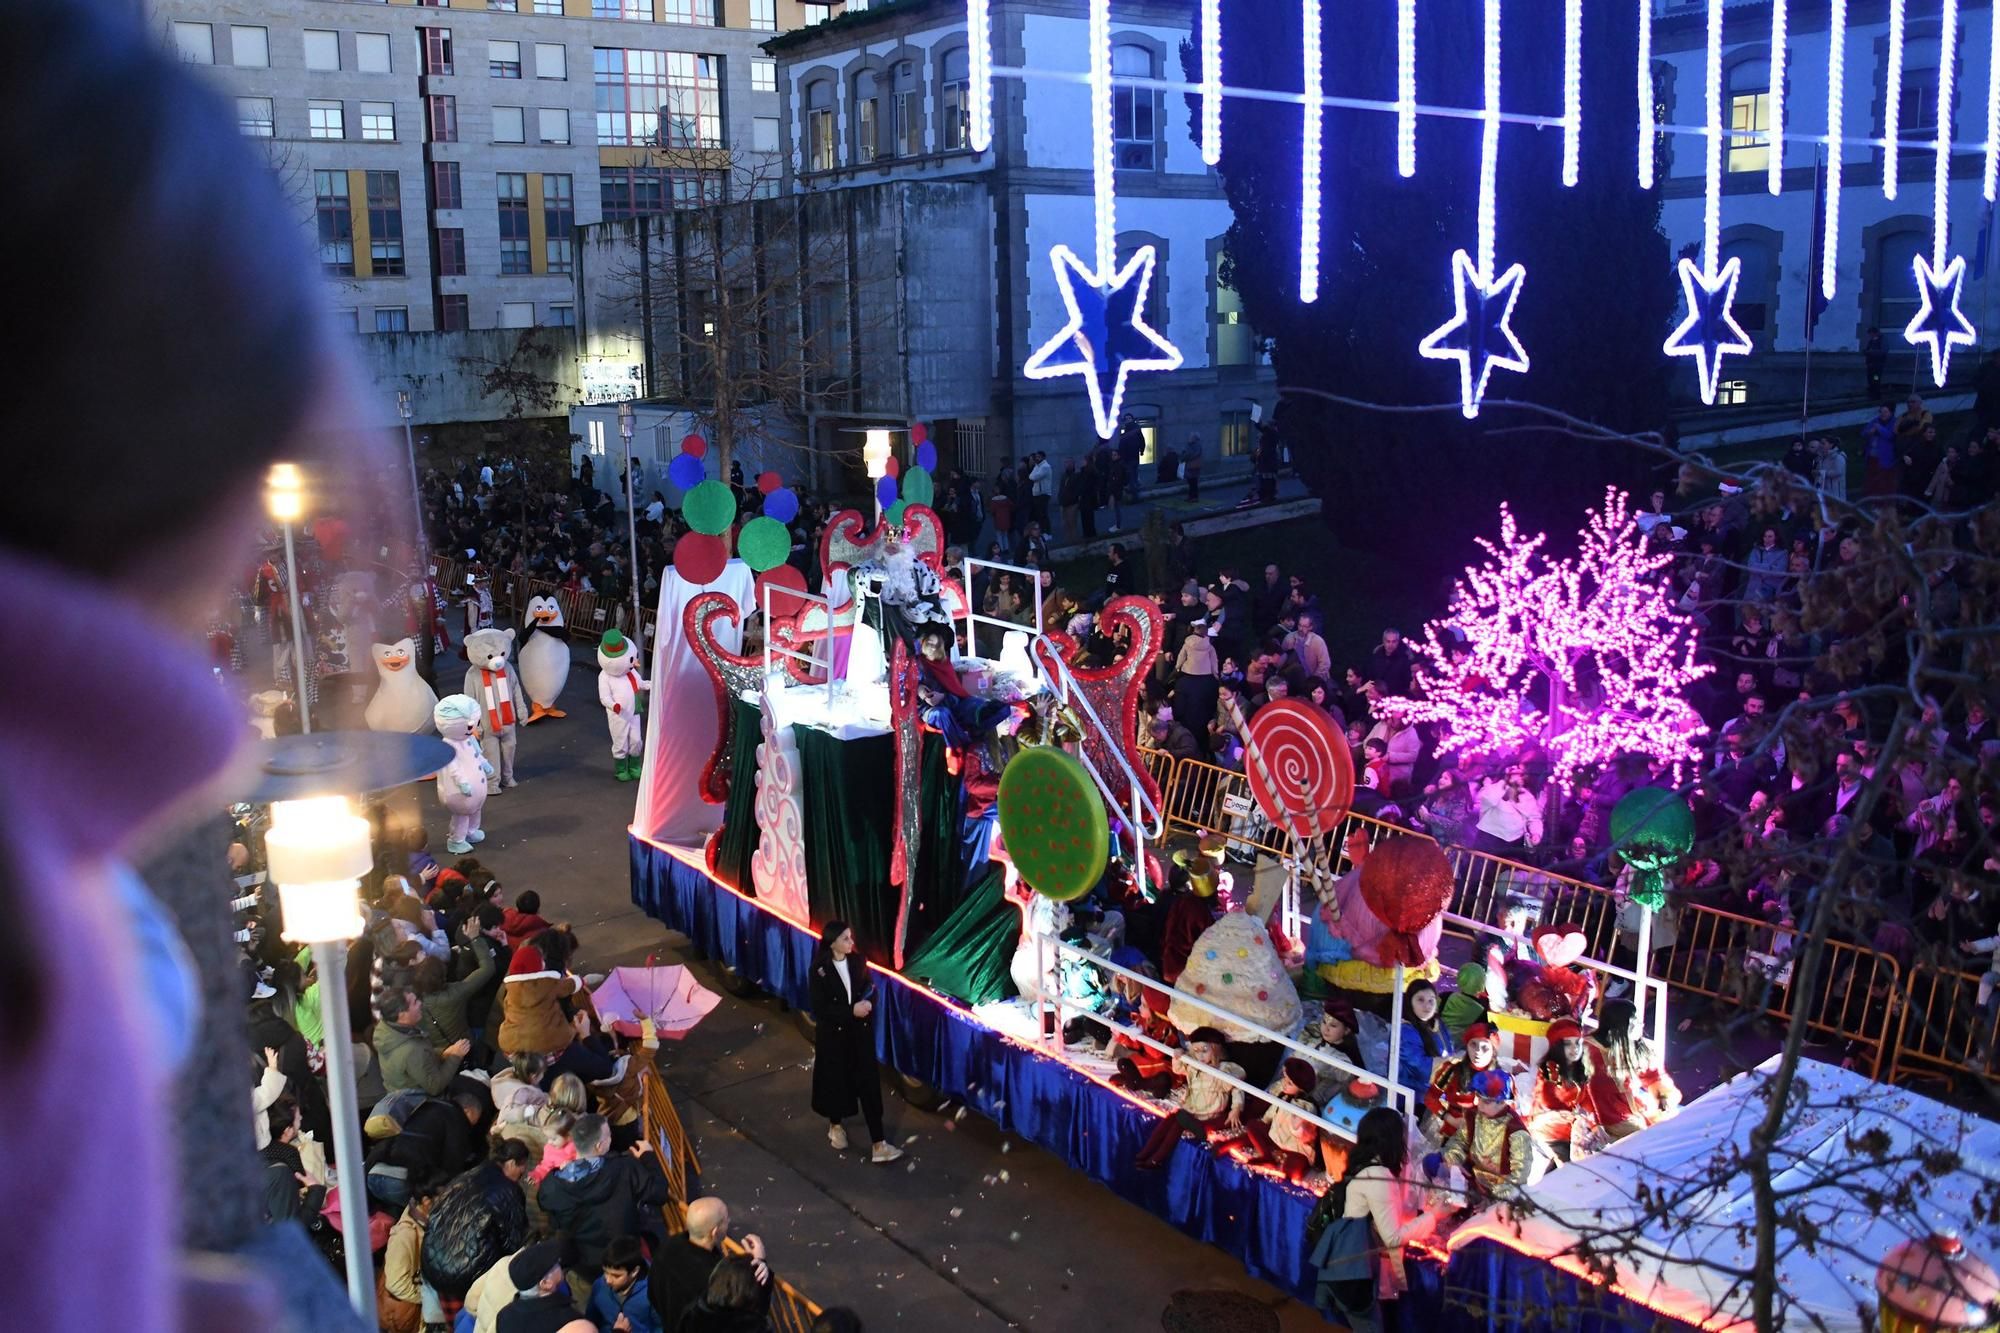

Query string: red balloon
672 532 728 584
910 422 929 446
1358 836 1454 966
884 454 900 478
680 434 708 459
756 470 782 494
756 563 808 620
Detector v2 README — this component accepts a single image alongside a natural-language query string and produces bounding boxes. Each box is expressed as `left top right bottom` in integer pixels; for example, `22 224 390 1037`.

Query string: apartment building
1652 0 2000 408
153 0 841 339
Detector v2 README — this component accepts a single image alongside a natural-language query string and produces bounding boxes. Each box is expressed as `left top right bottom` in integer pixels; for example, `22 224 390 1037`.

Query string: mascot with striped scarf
462 627 524 794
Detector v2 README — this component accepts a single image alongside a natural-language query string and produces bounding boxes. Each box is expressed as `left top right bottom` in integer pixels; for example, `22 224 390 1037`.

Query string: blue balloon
875 475 900 508
668 453 706 491
762 487 799 524
915 442 938 472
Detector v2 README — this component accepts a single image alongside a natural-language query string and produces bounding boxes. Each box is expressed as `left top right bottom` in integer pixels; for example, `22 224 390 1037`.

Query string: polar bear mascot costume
596 627 650 781
462 627 524 793
433 694 494 854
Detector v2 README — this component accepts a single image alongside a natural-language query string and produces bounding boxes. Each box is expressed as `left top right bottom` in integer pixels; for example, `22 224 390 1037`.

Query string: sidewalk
985 464 1319 566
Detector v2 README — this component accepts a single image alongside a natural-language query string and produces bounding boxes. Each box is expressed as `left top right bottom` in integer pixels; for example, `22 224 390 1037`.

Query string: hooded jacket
536 1150 670 1274
420 1160 530 1300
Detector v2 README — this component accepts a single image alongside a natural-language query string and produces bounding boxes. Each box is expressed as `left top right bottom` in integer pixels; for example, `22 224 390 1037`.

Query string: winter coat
676 1303 770 1333
588 1275 663 1333
499 970 582 1058
808 952 880 1122
420 1161 531 1300
651 1237 774 1332
377 1019 464 1097
423 936 498 1044
368 1097 481 1184
537 1151 671 1274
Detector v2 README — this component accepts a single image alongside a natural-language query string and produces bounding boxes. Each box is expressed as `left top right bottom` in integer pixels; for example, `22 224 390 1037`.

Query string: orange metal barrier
1890 962 1997 1084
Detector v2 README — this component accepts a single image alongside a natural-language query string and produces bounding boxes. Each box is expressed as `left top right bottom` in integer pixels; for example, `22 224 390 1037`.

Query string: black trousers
832 1066 887 1143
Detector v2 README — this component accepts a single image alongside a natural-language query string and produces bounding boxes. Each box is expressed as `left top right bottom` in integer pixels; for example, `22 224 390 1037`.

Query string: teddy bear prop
596 627 650 782
461 627 524 793
363 638 438 734
517 595 570 723
432 694 494 854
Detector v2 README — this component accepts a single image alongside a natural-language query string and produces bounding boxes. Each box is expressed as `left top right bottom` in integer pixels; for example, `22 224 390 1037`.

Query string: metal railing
1889 962 1997 1084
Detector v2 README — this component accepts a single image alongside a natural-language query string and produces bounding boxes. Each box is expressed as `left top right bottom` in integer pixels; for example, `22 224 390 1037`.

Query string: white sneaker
870 1142 905 1164
828 1124 849 1150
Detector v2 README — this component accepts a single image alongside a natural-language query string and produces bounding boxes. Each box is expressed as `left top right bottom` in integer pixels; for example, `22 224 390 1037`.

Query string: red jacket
500 908 553 948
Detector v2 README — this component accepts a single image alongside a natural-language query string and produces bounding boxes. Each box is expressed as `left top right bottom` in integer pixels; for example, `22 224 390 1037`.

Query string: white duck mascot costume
518 595 570 723
597 627 649 782
364 638 438 733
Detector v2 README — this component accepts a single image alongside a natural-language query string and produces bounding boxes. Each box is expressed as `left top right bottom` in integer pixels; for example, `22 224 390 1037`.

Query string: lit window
752 58 776 94
356 32 392 73
490 40 522 78
304 29 341 72
535 43 566 80
1718 380 1748 406
230 25 268 68
172 21 213 64
539 107 570 143
314 171 354 275
375 307 410 334
1112 44 1155 169
238 97 275 137
361 102 396 141
1727 68 1771 174
1219 409 1251 458
309 101 345 140
498 173 531 274
493 106 525 143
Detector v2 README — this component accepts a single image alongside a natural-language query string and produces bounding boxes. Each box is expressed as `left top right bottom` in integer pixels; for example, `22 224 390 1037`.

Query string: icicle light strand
1638 0 1655 188
1089 0 1114 276
968 0 993 153
1562 0 1581 187
1398 0 1417 177
1479 0 1501 279
1936 0 1959 268
1200 0 1222 167
1300 0 1323 302
1767 0 1787 195
1885 0 1905 200
1824 0 1846 298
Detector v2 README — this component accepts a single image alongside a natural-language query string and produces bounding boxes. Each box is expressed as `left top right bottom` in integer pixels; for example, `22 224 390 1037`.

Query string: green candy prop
1608 787 1695 913
997 747 1108 902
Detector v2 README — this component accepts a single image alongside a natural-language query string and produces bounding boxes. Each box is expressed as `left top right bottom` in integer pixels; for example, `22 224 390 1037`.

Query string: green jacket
375 1019 462 1096
422 936 498 1045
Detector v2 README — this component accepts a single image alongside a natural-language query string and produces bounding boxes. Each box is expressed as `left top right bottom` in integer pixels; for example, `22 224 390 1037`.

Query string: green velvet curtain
904 865 1019 1005
712 696 764 891
797 725 899 961
905 734 966 956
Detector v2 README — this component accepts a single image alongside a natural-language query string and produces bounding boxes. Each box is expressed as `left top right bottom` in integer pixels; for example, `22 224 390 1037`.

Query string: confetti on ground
949 1207 963 1219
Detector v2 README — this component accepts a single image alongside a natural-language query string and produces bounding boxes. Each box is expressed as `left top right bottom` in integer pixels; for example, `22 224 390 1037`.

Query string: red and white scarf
479 667 515 730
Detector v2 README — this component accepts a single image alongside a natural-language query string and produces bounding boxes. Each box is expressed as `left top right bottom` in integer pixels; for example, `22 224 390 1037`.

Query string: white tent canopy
1448 1056 2000 1333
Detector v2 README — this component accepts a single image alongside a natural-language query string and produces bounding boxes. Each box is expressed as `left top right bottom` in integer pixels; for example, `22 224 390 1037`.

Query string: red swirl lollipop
1243 699 1354 840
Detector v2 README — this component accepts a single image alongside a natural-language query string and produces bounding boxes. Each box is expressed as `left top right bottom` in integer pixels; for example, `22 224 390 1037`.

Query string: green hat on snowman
599 628 628 655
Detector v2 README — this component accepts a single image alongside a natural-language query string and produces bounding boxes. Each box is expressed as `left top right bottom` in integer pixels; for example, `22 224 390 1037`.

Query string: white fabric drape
632 560 756 846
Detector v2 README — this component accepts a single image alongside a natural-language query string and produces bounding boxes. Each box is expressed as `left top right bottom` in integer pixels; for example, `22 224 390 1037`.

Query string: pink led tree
1382 488 1711 789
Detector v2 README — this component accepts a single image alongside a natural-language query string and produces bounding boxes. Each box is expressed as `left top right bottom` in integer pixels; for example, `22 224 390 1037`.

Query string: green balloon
1608 787 1696 913
885 499 909 526
682 480 737 537
902 465 935 508
736 516 790 573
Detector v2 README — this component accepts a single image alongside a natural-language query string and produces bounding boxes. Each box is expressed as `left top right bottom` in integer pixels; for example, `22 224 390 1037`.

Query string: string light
1884 0 1904 200
1637 0 1654 189
1088 0 1114 276
1823 0 1846 299
1663 0 1751 405
1701 0 1721 270
1987 0 2000 200
1022 246 1183 440
1300 0 1323 303
1378 490 1712 791
1200 0 1222 166
1562 0 1580 188
1397 0 1417 178
968 0 992 153
1907 0 1977 386
1767 0 1787 196
1935 0 1959 269
1478 0 1500 281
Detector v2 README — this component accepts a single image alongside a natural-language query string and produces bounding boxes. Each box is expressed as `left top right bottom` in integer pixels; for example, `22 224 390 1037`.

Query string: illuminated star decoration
1664 256 1753 405
1419 249 1530 419
1022 243 1183 440
1906 254 1977 389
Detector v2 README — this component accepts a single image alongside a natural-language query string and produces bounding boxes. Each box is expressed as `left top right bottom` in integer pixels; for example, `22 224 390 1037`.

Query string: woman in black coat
808 921 904 1164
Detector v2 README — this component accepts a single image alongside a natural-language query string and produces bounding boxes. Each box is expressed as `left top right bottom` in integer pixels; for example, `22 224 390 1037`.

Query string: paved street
431 668 1329 1332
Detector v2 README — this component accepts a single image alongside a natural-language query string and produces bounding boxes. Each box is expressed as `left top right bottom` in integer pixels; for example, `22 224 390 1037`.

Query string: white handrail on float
1437 909 1672 1063
761 579 835 712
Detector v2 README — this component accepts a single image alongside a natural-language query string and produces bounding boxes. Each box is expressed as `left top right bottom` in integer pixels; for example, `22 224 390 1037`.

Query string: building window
341 310 360 333
550 304 575 328
940 47 970 150
594 48 720 148
600 166 723 218
490 40 522 78
304 29 341 72
360 102 396 141
1717 380 1749 406
500 301 536 328
431 159 463 209
1897 43 1942 161
238 97 275 137
309 101 345 140
367 170 405 275
437 227 467 276
1874 228 1927 334
892 60 921 157
493 106 526 143
534 0 563 13
427 95 458 142
229 25 268 68
498 172 532 274
314 171 354 275
539 107 570 143
663 0 716 24
1718 236 1775 336
752 116 779 153
593 0 651 19
535 42 566 80
1727 59 1771 174
440 294 471 330
749 0 777 31
489 0 518 10
854 67 883 162
544 173 575 274
375 307 410 334
356 31 392 74
421 28 453 76
751 58 776 94
1219 409 1251 458
805 78 835 171
1111 43 1156 169
1212 248 1254 366
173 22 214 64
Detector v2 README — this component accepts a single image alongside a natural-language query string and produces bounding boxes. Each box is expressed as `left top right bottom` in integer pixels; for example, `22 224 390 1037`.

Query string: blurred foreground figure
0 1 364 1327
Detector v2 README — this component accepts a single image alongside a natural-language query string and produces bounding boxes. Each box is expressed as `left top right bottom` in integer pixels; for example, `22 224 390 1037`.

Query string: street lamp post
267 464 313 733
863 428 892 524
396 390 437 678
264 794 376 1323
618 402 645 647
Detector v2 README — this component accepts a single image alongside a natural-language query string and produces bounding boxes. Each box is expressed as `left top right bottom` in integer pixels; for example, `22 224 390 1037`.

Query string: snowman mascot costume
364 638 438 733
433 694 493 853
517 595 570 723
597 627 649 781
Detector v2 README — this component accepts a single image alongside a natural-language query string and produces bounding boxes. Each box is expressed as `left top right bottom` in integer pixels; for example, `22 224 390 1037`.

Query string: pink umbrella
591 963 721 1041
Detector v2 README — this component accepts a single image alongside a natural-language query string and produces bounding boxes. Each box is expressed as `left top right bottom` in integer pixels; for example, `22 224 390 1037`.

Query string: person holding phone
808 922 904 1164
